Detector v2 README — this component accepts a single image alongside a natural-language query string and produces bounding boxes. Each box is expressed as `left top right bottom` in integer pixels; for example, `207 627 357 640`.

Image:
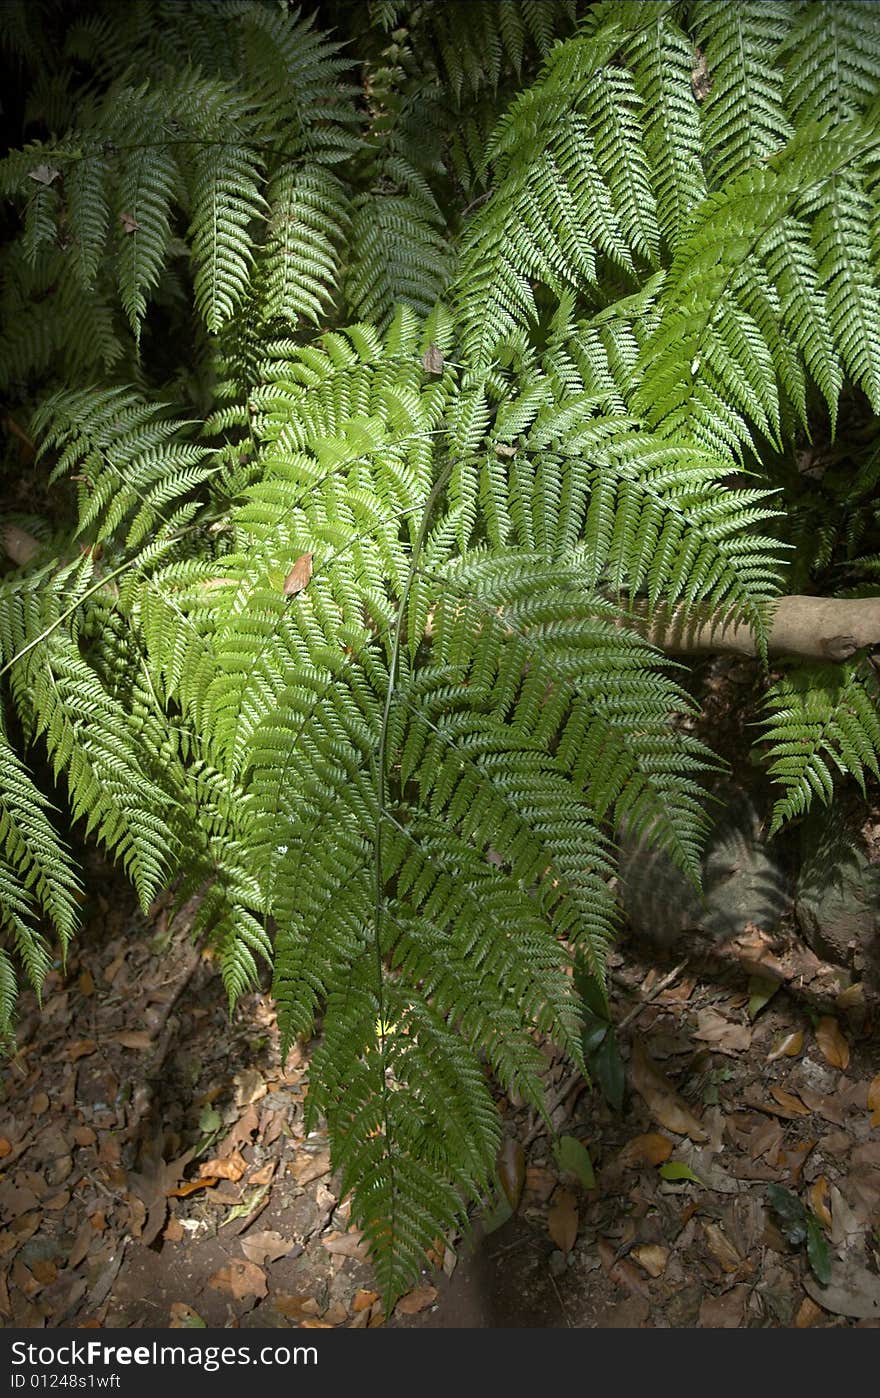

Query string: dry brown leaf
815 1017 850 1071
119 211 140 233
1 525 40 565
239 1230 291 1267
166 1178 217 1198
68 1220 94 1269
0 1138 10 1158
78 969 95 997
395 1284 438 1316
199 1150 247 1182
421 344 445 374
321 1229 371 1261
31 1259 57 1286
597 1238 651 1297
111 1031 153 1051
835 982 864 1012
163 1216 185 1243
352 1289 380 1313
247 1161 276 1187
699 1286 748 1328
794 1296 826 1328
29 164 59 185
867 1073 880 1129
632 1244 668 1278
299 1320 333 1328
524 1165 557 1202
290 1150 331 1187
283 553 314 598
274 1294 321 1320
65 1039 97 1062
767 1029 803 1062
630 1039 708 1141
496 1137 525 1212
207 1259 267 1302
768 1085 811 1117
804 1262 880 1320
548 1188 578 1254
31 1093 49 1115
808 1177 833 1229
233 1069 267 1108
694 1008 752 1053
169 1303 206 1328
619 1132 674 1167
796 1088 844 1126
702 1222 743 1274
72 1126 96 1147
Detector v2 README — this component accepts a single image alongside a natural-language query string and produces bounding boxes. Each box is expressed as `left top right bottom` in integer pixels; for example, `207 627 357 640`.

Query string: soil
2 852 878 1332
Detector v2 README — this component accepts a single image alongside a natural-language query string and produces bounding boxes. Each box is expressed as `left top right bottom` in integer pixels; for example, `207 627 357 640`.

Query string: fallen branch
631 595 880 662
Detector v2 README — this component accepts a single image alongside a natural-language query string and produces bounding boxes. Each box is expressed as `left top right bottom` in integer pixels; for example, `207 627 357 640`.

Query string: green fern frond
761 660 880 834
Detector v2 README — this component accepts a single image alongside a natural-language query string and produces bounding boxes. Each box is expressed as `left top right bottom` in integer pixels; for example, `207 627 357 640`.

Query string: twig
617 959 689 1032
548 1267 573 1328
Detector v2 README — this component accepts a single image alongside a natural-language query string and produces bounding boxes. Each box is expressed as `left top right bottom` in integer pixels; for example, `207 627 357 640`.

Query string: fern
1 0 880 1306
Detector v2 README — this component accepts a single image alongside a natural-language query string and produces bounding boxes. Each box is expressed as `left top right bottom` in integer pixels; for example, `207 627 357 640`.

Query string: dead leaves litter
629 1039 708 1141
815 1017 850 1071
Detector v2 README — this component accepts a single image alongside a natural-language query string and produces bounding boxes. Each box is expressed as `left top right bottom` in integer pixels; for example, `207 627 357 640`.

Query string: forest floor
1 853 879 1331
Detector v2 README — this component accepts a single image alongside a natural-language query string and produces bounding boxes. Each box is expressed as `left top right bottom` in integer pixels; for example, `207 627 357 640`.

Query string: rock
795 814 880 979
618 787 791 948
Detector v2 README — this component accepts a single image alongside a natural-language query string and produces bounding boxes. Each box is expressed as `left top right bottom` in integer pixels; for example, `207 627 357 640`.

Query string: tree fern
2 0 880 1307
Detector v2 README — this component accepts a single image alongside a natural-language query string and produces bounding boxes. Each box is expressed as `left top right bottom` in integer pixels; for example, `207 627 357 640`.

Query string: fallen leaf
169 1303 206 1329
815 1017 850 1071
78 969 95 997
111 1031 153 1050
835 982 864 1012
233 1069 267 1108
247 1161 276 1187
804 1262 880 1319
65 1039 97 1061
166 1178 217 1198
794 1296 826 1328
420 344 444 374
553 1135 595 1189
321 1229 371 1261
352 1289 380 1313
31 1093 49 1115
163 1216 184 1243
808 1177 833 1229
699 1286 748 1328
702 1222 742 1273
768 1085 811 1117
0 1138 10 1158
867 1073 880 1129
548 1188 578 1253
207 1259 267 1303
632 1244 668 1278
496 1137 525 1211
395 1284 437 1316
629 1039 708 1141
524 1165 557 1202
199 1150 247 1182
239 1231 291 1266
619 1132 673 1167
797 1088 844 1126
659 1161 705 1186
274 1295 321 1320
694 1007 752 1052
597 1238 651 1297
119 211 141 233
747 975 780 1020
283 553 314 598
290 1150 331 1187
767 1029 803 1062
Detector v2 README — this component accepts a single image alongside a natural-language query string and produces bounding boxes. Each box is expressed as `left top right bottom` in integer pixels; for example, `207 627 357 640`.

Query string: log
635 596 880 663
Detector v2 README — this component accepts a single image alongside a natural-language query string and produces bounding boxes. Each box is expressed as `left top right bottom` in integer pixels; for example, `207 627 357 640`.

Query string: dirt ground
1 855 879 1331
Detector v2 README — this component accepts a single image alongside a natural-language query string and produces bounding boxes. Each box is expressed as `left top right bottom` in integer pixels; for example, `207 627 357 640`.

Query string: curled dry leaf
794 1296 826 1328
290 1150 331 1187
239 1230 291 1267
119 211 140 233
815 1017 850 1071
548 1188 578 1254
420 344 444 374
395 1284 438 1316
808 1177 832 1229
702 1222 743 1274
767 1029 803 1062
29 164 59 185
352 1289 380 1314
629 1039 708 1141
166 1177 217 1199
322 1228 371 1261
